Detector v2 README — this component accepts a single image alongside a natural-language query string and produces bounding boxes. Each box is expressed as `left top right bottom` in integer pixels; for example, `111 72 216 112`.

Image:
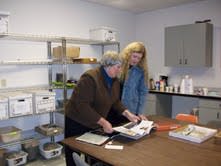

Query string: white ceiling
82 0 204 13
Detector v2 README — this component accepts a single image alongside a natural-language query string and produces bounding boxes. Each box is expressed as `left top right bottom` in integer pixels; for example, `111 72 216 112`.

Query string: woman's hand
122 110 140 123
97 117 113 133
138 114 148 120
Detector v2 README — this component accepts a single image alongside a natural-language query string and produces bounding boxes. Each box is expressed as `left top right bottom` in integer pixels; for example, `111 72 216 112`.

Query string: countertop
149 89 221 100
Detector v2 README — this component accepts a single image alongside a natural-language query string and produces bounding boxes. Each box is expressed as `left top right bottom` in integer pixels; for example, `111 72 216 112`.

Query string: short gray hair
100 51 122 67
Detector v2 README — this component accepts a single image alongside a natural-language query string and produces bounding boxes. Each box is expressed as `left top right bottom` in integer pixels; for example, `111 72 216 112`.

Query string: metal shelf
0 32 120 148
0 85 50 93
0 60 53 65
0 32 120 46
0 129 45 148
0 128 64 148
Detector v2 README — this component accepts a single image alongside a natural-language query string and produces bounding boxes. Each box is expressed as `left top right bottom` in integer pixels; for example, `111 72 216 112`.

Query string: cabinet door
144 94 157 115
199 99 221 125
144 94 172 117
199 108 221 125
183 23 213 67
165 23 213 67
165 26 184 66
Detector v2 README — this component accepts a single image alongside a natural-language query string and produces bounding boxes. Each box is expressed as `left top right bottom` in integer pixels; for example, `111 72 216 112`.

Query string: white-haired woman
64 50 140 166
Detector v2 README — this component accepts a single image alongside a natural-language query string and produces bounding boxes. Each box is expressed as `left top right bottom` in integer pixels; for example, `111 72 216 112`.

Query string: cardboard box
89 26 118 41
0 12 9 33
53 46 80 59
1 92 33 117
26 90 56 114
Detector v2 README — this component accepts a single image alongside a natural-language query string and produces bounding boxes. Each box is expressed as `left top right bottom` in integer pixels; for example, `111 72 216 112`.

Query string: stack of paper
76 132 109 145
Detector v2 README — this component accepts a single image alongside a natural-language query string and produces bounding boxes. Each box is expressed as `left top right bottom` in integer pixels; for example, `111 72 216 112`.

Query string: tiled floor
26 154 66 166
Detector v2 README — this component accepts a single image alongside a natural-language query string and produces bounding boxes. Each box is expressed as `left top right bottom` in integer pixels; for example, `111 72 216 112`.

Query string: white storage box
39 142 63 159
0 12 9 33
89 26 118 41
6 151 28 166
26 90 56 114
1 92 33 117
0 96 9 120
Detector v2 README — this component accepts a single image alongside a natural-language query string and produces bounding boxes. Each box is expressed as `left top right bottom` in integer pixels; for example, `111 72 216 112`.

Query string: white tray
169 124 217 143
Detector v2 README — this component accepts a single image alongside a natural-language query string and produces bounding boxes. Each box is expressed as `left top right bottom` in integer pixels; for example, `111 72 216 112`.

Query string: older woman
65 50 140 166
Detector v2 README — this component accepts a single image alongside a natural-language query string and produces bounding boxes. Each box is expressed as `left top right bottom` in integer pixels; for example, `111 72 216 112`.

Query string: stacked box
1 92 33 117
26 90 56 114
53 46 80 59
0 96 9 120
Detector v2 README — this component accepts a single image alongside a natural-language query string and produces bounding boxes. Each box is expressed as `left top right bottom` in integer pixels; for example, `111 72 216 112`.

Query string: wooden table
62 116 221 166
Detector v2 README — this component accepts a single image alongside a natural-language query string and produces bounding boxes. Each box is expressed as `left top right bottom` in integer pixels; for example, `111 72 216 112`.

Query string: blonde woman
120 42 149 120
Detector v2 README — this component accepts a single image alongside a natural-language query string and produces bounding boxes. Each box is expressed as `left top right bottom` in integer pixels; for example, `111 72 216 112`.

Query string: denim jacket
121 66 148 115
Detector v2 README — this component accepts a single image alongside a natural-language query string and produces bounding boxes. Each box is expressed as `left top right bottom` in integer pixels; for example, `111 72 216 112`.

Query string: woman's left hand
123 110 140 123
138 114 148 120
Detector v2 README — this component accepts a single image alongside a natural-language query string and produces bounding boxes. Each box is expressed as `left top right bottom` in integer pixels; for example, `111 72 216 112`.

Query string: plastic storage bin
35 123 63 136
0 126 21 143
39 142 63 159
89 26 118 41
0 95 9 120
6 151 28 166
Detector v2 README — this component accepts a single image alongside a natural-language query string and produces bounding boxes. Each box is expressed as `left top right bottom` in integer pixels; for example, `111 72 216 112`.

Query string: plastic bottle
180 77 185 93
180 75 193 94
188 76 193 94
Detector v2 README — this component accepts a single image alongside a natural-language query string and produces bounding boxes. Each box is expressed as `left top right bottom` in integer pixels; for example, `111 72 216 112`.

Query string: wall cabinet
199 99 221 125
165 23 213 67
144 93 172 117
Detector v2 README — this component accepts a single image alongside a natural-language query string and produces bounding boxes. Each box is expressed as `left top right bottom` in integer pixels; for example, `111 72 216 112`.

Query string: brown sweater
65 66 126 129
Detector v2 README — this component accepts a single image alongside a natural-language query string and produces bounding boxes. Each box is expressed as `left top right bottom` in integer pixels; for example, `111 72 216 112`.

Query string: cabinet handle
184 59 187 64
217 112 220 119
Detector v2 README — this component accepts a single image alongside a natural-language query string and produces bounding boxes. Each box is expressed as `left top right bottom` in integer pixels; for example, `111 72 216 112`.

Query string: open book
113 120 155 140
169 124 217 143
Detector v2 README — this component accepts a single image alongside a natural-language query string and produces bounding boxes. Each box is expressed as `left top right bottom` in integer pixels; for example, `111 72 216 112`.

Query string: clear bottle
180 75 193 94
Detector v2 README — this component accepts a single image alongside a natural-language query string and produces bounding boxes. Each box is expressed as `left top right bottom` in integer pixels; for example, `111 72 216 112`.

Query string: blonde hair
120 42 148 85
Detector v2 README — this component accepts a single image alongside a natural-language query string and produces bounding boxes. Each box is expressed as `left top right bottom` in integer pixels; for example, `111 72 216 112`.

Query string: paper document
76 132 109 145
